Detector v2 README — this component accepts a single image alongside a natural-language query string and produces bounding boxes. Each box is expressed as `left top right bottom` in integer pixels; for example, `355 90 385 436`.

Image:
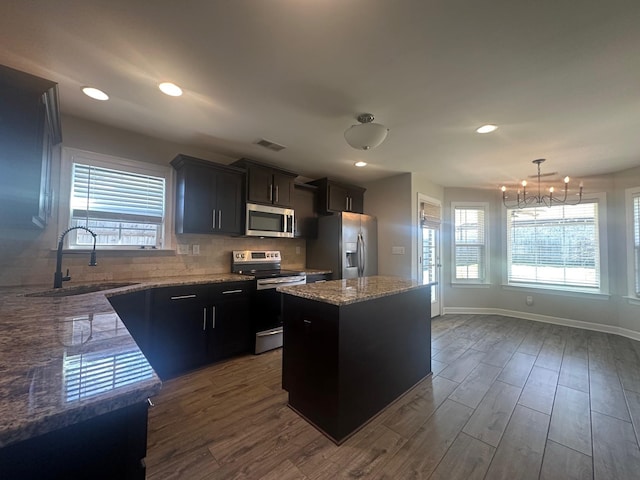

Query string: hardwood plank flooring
146 314 640 479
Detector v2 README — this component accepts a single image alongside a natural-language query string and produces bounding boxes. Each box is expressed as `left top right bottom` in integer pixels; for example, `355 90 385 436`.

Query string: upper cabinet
171 155 244 235
293 183 318 238
232 158 297 208
0 64 62 229
307 178 365 215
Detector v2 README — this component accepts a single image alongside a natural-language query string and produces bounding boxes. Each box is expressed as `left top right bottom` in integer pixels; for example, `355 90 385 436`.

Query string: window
506 202 600 289
453 204 487 282
628 187 640 297
61 149 171 249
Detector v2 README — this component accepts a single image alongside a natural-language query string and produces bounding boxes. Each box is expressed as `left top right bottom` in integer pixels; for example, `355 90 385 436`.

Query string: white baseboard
442 307 640 342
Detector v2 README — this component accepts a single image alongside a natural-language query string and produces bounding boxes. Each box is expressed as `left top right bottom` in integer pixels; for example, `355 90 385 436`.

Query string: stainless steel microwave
245 203 294 238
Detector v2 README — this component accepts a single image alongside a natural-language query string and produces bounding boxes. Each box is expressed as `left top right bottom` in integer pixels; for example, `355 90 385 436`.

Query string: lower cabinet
0 401 149 480
306 273 332 284
146 281 253 379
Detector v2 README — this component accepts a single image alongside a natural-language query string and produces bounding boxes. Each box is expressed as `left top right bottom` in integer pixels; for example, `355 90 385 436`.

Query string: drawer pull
170 294 197 300
222 289 243 295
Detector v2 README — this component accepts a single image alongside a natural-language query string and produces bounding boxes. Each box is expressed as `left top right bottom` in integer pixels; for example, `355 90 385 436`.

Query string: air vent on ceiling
255 138 286 152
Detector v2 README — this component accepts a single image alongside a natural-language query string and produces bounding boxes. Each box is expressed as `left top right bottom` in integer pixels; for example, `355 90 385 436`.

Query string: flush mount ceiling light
158 82 183 97
501 159 583 208
81 87 109 101
344 113 389 150
476 124 498 133
354 161 367 167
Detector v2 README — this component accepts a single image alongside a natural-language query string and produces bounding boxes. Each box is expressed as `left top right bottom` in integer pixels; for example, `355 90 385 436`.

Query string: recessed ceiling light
82 87 109 101
159 82 183 97
355 161 367 167
476 124 498 134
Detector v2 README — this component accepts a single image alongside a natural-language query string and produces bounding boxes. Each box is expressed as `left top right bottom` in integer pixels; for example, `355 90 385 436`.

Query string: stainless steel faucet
53 226 98 288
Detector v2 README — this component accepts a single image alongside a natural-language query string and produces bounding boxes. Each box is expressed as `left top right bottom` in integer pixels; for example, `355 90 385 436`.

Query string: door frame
417 193 442 317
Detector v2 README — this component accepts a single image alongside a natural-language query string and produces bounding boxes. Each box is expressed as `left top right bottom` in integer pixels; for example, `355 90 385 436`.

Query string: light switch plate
391 246 405 255
192 244 200 255
177 244 189 255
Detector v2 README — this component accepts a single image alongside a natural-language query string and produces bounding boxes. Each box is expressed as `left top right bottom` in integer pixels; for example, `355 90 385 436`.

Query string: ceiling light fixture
82 87 109 101
501 159 583 208
354 161 367 167
344 113 389 150
476 124 498 134
159 82 183 97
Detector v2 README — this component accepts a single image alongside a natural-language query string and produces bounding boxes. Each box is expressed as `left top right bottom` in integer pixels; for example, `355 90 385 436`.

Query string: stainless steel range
231 250 306 354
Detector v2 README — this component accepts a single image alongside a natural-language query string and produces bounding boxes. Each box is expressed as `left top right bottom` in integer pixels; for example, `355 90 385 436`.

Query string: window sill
451 283 491 289
502 283 610 300
50 248 176 256
623 296 640 306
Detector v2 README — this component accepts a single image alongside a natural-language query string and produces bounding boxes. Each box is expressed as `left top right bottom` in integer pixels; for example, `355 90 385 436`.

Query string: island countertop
278 275 427 306
0 273 252 449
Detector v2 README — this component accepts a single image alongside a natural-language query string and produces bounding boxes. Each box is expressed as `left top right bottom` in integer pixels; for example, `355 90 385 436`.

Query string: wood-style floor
145 314 640 479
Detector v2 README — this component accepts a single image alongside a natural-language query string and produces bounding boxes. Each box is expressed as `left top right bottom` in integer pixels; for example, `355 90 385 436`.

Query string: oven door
253 275 305 353
245 203 294 238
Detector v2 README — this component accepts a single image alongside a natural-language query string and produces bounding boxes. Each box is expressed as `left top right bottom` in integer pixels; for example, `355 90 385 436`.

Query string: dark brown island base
279 276 432 444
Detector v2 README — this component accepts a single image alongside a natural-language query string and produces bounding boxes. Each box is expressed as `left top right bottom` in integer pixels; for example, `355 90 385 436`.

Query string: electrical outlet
192 244 200 255
526 295 534 306
177 244 189 255
391 246 405 255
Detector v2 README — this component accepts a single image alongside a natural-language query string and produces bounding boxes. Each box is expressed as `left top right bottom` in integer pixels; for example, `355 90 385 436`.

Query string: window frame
502 193 608 294
626 186 640 298
59 148 174 251
451 202 489 284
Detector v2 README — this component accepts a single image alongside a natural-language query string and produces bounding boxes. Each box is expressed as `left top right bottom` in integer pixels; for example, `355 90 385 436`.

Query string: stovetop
231 250 304 278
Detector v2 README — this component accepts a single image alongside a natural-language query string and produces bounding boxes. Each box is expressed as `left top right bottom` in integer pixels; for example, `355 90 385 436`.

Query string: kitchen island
279 276 431 444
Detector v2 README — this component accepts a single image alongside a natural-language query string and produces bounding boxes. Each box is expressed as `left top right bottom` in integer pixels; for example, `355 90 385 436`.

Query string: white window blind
507 202 600 289
454 206 486 281
634 193 640 295
70 162 166 247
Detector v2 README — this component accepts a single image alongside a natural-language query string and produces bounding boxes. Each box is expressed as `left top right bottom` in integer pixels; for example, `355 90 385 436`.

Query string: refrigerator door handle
360 233 366 275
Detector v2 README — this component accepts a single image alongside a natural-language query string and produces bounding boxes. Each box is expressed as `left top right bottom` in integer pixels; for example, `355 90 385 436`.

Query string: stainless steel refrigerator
307 212 378 279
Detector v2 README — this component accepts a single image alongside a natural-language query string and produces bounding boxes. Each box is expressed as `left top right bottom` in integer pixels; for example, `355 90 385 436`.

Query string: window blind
507 202 599 288
421 201 441 225
71 163 165 224
454 207 486 280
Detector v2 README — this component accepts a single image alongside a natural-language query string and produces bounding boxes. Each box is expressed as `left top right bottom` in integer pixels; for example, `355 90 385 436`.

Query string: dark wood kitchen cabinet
293 183 318 238
306 273 332 284
308 178 365 214
171 154 244 235
232 158 297 208
0 64 62 229
148 281 253 379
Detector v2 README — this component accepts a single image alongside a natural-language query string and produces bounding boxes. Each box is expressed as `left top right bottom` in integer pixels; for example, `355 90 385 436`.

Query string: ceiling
1 0 639 188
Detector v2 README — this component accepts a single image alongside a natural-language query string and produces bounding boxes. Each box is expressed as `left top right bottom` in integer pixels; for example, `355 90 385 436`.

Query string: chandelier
501 159 583 208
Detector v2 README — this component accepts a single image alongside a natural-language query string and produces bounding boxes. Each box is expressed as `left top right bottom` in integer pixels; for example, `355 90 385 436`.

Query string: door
418 195 442 317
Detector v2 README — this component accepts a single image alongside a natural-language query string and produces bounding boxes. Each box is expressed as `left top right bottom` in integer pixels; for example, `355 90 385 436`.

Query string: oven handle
257 328 283 337
257 277 306 286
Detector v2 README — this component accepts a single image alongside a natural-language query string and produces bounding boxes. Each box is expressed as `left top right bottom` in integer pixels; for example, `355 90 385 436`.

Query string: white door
418 195 442 317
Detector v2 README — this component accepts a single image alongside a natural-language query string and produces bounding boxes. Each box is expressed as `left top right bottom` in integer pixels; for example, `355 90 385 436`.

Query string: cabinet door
247 164 274 205
180 164 215 233
348 188 364 214
215 170 243 234
293 184 317 238
327 183 350 212
151 287 209 378
209 287 252 361
272 172 294 207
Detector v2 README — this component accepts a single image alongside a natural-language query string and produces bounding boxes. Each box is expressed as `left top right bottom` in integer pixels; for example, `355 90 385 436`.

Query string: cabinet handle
314 280 327 283
203 307 207 331
349 197 353 211
222 289 242 294
303 319 312 325
275 185 279 203
211 306 216 329
218 210 222 228
212 209 217 229
269 184 273 202
345 196 349 211
170 294 197 300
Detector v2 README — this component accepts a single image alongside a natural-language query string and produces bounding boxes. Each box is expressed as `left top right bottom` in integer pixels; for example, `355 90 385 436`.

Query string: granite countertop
278 275 428 306
0 273 252 449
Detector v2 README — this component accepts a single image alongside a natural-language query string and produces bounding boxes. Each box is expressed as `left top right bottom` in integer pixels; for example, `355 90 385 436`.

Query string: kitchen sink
25 282 139 298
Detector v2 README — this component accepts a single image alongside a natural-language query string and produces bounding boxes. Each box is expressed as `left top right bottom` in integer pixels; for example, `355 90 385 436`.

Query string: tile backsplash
0 227 306 287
